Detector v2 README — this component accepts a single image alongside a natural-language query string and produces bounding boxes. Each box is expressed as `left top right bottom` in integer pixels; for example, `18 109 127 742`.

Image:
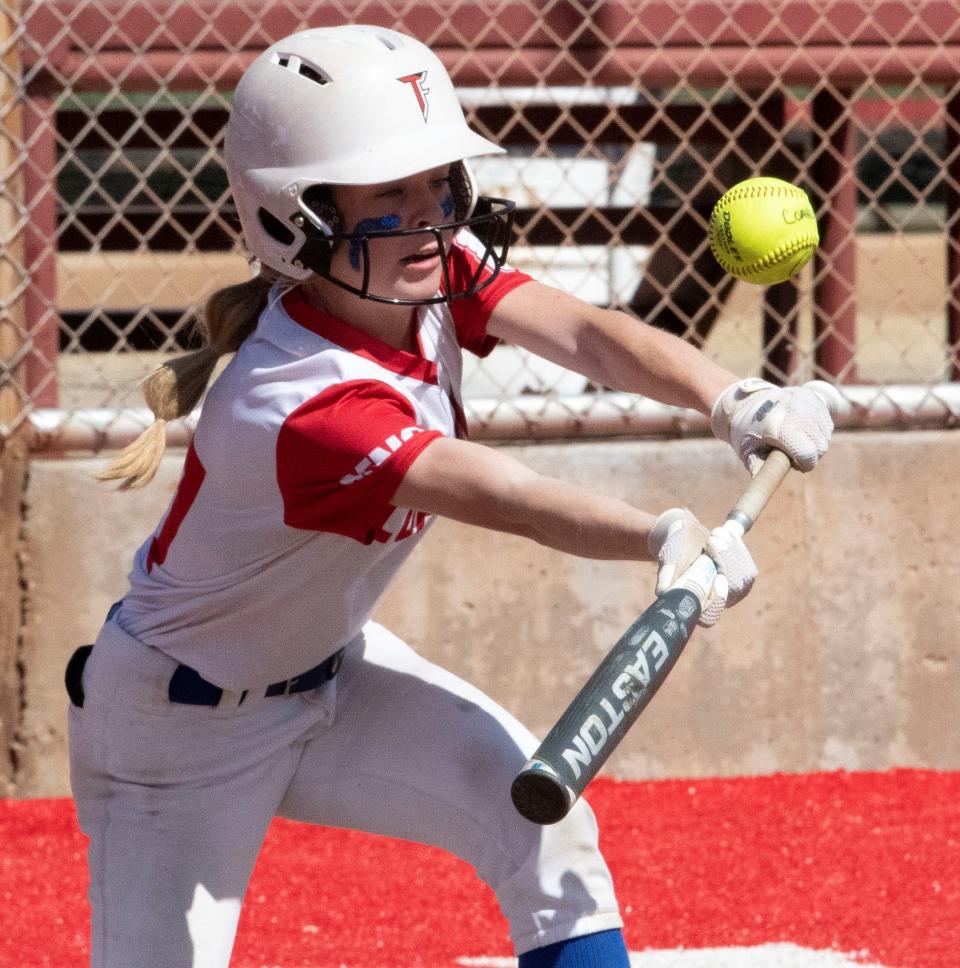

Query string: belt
168 648 345 707
68 600 345 710
65 644 344 710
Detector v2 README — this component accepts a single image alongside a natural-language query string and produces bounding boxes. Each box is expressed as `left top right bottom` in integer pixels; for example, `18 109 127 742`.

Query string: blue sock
518 929 630 967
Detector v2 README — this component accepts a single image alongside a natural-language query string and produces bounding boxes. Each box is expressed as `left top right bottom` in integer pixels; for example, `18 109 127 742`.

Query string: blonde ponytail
97 273 275 489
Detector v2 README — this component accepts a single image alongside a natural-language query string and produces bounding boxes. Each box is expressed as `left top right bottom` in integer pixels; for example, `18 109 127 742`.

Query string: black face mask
289 195 516 306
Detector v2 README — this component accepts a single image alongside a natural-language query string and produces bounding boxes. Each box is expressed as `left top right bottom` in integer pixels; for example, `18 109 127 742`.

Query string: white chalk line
455 942 888 967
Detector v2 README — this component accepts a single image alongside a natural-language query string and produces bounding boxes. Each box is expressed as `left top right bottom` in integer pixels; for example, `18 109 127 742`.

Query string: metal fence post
948 91 960 381
811 87 859 383
23 77 59 408
0 0 26 434
0 0 27 797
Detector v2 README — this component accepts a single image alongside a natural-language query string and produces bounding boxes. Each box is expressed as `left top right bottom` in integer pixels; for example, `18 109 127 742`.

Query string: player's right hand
646 508 758 627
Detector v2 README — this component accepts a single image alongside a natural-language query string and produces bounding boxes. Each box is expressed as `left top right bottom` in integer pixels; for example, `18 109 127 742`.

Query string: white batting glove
700 524 758 626
647 509 758 627
711 378 843 475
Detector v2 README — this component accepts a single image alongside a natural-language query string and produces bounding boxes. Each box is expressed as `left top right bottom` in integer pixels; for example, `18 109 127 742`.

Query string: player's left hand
647 508 758 627
711 378 843 475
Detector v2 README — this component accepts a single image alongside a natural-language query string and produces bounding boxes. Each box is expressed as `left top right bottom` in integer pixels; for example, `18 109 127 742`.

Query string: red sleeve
446 229 533 358
276 380 441 544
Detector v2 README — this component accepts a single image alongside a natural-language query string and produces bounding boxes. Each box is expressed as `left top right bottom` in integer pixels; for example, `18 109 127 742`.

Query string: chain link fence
4 1 960 450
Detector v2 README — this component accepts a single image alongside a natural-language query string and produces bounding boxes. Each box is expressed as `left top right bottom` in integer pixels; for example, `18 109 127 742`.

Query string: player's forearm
395 436 658 561
578 309 736 415
499 473 658 561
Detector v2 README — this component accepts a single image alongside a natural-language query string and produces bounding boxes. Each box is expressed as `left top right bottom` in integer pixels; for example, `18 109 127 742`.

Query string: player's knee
490 798 621 954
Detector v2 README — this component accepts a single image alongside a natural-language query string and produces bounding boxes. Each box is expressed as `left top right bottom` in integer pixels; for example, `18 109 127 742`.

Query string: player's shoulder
448 227 510 272
449 227 488 263
195 344 343 463
446 228 532 297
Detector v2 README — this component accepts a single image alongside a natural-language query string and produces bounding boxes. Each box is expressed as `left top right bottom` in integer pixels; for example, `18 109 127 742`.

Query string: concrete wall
11 430 960 797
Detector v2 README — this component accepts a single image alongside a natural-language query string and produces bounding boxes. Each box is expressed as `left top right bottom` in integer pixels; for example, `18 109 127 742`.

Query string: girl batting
68 24 837 968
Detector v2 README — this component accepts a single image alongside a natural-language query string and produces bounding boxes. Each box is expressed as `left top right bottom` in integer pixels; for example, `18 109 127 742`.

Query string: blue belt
72 602 346 709
66 644 344 710
168 649 345 707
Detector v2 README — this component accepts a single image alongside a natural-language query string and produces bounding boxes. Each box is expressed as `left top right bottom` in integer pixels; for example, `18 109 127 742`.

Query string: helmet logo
397 71 430 123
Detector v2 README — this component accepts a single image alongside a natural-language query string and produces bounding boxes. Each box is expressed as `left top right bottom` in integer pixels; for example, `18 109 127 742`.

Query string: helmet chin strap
289 194 516 306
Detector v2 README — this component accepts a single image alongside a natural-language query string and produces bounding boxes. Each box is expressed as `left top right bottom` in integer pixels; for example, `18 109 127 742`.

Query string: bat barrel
510 587 702 824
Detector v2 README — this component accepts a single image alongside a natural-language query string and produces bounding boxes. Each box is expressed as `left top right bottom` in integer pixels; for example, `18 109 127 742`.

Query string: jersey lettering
369 506 429 544
277 381 441 542
339 425 426 485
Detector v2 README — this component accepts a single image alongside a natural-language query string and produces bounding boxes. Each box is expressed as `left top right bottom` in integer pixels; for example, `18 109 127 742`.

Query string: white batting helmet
224 24 513 295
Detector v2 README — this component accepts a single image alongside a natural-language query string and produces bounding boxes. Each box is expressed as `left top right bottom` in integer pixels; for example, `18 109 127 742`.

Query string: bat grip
725 449 792 534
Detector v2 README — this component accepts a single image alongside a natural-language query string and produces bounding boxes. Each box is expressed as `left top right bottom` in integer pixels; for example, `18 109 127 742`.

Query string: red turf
2 770 957 967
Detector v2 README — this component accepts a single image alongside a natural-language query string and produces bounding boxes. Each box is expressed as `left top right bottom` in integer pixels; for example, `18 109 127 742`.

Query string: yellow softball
708 176 819 285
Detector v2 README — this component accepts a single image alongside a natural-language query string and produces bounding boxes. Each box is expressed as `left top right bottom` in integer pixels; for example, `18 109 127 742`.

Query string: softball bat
511 450 792 825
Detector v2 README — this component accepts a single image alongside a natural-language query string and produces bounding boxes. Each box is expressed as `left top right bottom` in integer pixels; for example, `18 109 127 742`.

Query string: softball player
68 25 838 968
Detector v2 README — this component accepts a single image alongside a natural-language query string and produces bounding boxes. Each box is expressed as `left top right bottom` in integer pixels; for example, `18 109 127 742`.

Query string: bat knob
511 759 575 825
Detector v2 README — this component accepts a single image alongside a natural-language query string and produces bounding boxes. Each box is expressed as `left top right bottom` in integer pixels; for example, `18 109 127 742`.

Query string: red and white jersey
120 231 532 689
